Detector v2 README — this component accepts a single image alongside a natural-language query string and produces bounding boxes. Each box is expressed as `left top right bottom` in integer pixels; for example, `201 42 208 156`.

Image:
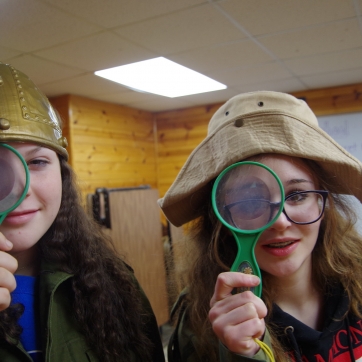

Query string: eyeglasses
224 190 329 230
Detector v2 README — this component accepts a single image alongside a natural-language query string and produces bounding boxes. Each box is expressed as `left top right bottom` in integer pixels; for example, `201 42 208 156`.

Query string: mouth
3 209 39 226
6 210 37 219
265 240 296 248
7 210 37 217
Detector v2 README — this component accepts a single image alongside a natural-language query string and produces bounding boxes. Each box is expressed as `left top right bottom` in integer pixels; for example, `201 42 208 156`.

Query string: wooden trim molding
291 83 362 116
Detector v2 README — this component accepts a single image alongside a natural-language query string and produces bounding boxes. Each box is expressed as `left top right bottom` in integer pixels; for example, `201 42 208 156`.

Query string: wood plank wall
50 95 158 200
154 102 222 199
292 83 362 116
50 82 362 203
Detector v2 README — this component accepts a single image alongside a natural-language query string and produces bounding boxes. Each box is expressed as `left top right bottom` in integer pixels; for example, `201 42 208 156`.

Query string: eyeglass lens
284 191 325 224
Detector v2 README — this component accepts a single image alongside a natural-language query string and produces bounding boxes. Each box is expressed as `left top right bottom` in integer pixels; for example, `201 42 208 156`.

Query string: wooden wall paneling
292 83 362 115
106 188 169 326
54 95 158 201
50 83 362 205
154 103 221 199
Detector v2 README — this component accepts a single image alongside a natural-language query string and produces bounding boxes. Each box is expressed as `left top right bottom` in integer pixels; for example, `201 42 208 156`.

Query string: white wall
318 113 362 234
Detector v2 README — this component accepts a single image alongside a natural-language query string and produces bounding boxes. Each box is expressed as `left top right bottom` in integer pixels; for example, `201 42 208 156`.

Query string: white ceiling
1 0 362 112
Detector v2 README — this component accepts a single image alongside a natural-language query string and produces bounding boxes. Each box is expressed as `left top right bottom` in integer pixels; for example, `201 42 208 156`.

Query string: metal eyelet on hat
234 119 244 127
225 111 229 116
258 101 264 107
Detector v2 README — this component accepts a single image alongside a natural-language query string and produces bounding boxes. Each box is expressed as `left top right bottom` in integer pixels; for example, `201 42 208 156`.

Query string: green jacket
0 261 165 362
168 290 271 362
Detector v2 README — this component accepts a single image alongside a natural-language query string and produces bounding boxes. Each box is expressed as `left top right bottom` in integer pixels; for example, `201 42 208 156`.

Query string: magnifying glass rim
0 143 30 214
212 161 285 234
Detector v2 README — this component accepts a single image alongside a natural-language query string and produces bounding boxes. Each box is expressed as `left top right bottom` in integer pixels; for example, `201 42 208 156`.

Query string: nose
269 209 292 231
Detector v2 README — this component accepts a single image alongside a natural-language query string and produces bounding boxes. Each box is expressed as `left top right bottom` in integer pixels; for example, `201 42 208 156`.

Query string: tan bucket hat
0 62 68 159
158 91 362 227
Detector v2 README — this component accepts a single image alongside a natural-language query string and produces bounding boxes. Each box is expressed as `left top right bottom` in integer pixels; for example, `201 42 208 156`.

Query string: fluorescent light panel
95 57 227 98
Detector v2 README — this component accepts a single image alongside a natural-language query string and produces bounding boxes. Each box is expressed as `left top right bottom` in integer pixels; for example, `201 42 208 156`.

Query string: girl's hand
209 272 267 357
0 233 17 311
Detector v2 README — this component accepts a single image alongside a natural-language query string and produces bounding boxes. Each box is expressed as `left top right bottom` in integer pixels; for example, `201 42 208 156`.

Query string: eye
228 199 270 220
286 192 308 203
27 158 49 167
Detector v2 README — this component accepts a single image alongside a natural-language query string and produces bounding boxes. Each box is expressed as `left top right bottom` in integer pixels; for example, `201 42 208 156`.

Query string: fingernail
5 240 13 248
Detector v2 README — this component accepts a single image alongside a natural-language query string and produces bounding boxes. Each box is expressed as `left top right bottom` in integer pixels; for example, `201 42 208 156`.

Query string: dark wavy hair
176 157 362 362
0 156 154 361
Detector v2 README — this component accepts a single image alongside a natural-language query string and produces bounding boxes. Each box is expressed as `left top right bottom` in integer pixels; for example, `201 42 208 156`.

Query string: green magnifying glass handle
230 231 262 298
212 161 285 299
0 214 6 224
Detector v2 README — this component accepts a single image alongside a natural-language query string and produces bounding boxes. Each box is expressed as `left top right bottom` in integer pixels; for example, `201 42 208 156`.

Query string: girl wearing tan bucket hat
0 63 165 362
159 91 362 362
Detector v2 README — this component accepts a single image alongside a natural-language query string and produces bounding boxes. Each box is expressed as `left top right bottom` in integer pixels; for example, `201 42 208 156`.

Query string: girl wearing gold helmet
0 63 165 362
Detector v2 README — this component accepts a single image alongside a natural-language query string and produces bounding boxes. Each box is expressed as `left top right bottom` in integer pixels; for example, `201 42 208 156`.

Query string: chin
261 264 299 279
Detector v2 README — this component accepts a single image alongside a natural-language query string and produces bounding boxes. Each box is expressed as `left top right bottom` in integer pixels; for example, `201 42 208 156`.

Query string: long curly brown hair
0 156 155 361
176 157 362 361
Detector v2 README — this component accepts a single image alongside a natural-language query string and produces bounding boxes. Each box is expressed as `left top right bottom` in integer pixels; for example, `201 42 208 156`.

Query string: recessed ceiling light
95 57 227 98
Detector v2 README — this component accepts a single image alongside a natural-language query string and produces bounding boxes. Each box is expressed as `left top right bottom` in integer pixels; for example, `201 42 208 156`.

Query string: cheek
303 223 321 249
34 173 62 214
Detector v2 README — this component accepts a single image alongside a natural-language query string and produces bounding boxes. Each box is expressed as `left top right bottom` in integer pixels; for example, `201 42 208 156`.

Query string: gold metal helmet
0 62 68 159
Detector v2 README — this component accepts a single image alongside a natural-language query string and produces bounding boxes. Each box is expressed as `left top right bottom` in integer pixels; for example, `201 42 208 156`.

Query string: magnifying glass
0 144 30 224
212 161 285 297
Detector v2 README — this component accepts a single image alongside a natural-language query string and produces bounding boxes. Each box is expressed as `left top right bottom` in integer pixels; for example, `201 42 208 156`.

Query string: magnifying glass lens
0 147 27 213
215 164 283 231
0 159 15 201
231 198 270 220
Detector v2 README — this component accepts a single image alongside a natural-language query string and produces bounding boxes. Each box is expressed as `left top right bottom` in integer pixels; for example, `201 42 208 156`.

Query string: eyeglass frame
224 190 329 228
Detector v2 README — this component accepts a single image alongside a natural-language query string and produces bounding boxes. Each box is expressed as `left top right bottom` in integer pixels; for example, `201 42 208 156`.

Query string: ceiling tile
284 48 362 76
35 32 156 71
209 61 294 86
0 46 22 60
217 0 356 36
170 39 273 73
1 0 361 112
234 77 307 94
114 4 246 54
300 68 362 89
0 0 101 52
39 73 130 98
176 87 239 106
2 55 82 85
43 0 207 28
259 19 362 60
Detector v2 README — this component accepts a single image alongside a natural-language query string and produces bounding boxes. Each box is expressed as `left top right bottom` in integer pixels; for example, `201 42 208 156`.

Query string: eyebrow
285 178 314 186
23 146 44 157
